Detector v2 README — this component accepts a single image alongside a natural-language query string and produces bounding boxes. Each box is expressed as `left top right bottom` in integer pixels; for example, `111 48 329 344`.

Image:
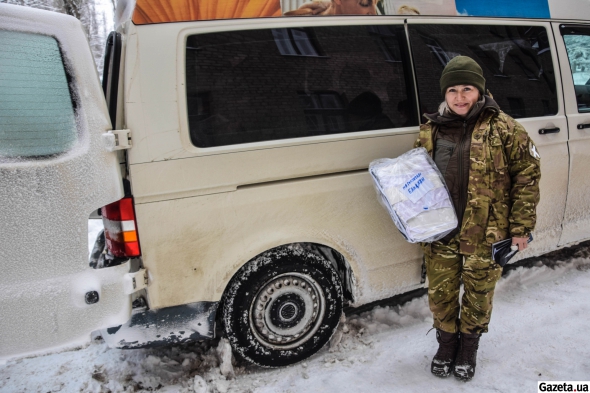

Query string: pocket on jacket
434 138 456 176
488 134 507 172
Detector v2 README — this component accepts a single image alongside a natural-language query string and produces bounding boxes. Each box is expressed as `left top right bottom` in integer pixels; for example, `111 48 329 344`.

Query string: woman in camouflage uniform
414 56 541 381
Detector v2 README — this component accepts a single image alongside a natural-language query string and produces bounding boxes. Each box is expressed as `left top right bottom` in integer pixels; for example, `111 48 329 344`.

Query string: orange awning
132 0 282 24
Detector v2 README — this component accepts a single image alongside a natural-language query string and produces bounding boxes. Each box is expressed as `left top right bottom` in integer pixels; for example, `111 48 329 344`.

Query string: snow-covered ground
2 227 589 393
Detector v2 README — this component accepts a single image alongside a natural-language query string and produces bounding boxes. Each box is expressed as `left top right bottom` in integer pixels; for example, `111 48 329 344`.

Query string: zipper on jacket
430 124 439 158
457 121 468 228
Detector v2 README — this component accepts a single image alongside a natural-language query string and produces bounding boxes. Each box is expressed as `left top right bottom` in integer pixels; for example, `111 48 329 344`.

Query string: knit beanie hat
440 56 486 96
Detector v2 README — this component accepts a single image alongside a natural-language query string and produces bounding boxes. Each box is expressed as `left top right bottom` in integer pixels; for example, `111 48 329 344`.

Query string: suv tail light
101 196 141 257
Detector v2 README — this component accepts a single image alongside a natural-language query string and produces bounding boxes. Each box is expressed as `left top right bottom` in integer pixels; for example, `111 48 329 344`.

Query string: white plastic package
369 147 458 243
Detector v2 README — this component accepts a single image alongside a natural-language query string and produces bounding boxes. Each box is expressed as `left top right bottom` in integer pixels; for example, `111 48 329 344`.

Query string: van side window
0 30 77 158
185 25 417 148
408 25 558 120
561 25 590 113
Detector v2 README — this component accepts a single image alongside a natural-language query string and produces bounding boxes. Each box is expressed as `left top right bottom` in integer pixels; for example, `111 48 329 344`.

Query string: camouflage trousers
423 237 503 335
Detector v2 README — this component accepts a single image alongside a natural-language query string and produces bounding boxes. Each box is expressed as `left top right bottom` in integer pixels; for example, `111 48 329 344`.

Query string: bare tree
0 0 58 11
2 0 114 77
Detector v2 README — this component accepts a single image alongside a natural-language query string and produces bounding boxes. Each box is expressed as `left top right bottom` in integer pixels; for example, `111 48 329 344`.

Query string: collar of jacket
422 96 500 158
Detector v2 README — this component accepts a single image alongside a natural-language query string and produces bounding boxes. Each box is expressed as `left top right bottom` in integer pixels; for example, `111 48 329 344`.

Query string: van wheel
222 245 343 368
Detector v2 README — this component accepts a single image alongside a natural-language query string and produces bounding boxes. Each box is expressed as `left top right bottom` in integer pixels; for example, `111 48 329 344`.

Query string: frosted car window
408 25 558 120
561 26 590 113
0 30 76 158
185 25 418 148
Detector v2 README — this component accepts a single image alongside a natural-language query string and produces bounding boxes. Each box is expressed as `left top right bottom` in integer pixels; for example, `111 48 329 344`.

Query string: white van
2 0 590 367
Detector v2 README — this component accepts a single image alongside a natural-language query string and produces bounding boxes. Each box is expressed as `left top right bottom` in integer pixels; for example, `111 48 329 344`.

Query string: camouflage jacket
414 109 541 254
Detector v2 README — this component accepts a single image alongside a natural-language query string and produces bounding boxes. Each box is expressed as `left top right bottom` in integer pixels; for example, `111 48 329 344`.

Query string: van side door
553 23 590 246
0 4 129 361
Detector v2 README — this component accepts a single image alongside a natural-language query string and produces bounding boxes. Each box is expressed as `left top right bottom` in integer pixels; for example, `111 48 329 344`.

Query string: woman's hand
512 237 529 251
296 1 330 14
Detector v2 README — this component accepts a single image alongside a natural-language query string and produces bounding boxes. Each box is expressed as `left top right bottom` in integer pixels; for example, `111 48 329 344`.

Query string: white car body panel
0 4 129 362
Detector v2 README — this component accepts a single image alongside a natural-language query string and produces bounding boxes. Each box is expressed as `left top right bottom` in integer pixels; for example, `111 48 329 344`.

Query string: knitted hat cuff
440 69 486 96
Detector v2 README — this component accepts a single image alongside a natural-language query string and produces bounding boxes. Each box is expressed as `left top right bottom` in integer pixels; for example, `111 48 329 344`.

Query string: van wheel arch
296 242 355 304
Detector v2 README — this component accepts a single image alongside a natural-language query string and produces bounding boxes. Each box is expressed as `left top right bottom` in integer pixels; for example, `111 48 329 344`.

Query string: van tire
221 245 343 368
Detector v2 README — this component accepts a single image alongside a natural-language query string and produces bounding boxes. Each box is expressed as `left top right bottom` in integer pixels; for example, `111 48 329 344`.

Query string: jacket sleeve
504 118 541 237
414 123 431 149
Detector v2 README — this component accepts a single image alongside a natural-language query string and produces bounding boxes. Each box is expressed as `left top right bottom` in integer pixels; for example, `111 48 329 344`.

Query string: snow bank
346 297 432 336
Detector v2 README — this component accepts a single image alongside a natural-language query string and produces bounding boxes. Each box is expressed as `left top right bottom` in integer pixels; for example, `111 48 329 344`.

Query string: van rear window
185 25 417 148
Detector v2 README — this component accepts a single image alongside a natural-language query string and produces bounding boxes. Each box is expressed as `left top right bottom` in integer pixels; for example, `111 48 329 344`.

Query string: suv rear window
185 25 417 148
408 24 558 120
0 30 76 158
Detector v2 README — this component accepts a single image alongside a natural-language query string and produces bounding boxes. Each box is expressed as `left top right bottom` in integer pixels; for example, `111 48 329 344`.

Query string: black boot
431 329 459 377
453 333 481 382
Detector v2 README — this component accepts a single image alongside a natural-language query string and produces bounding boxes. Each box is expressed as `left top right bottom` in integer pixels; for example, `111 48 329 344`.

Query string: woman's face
334 0 377 15
445 85 480 117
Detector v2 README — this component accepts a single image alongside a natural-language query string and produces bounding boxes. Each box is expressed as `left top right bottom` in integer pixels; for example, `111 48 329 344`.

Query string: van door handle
577 123 590 129
539 127 560 134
